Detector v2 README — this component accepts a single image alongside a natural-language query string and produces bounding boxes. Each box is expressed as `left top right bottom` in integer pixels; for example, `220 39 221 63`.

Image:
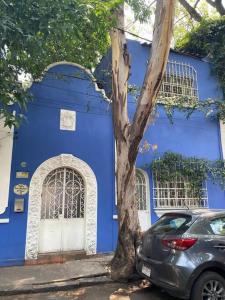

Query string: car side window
188 219 214 235
209 217 225 236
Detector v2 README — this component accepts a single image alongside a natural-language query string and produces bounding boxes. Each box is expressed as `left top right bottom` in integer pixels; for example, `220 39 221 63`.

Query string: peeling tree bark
110 0 176 281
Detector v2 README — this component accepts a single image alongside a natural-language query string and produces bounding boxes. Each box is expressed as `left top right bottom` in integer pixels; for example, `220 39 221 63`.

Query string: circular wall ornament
14 184 29 195
20 162 27 168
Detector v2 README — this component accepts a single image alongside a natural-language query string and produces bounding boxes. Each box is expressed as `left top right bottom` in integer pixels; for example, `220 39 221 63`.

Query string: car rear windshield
150 214 192 235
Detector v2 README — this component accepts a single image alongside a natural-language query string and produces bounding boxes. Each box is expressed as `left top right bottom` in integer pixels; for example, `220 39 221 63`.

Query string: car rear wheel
191 271 225 300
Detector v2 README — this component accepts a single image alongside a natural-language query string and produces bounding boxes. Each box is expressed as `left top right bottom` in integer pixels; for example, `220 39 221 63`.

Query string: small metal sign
16 172 29 179
14 184 29 196
14 199 25 212
20 162 27 168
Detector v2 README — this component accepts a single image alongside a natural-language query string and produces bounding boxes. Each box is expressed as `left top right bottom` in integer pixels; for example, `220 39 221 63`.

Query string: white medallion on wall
60 109 76 131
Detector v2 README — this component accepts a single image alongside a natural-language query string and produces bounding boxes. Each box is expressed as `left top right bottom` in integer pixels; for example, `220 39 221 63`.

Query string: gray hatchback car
136 210 225 299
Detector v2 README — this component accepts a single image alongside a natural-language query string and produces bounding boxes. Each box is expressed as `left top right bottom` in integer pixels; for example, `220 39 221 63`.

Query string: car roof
163 209 225 219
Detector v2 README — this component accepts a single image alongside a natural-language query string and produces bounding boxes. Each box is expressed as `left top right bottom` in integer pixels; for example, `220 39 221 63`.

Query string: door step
25 250 86 265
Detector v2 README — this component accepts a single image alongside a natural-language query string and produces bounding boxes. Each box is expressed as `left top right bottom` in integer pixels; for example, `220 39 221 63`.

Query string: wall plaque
60 109 76 131
16 172 29 179
14 198 25 212
14 184 29 196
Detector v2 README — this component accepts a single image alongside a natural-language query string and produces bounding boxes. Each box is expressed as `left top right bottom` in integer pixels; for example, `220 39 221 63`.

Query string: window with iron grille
136 169 147 210
158 60 199 101
153 173 208 209
41 167 85 220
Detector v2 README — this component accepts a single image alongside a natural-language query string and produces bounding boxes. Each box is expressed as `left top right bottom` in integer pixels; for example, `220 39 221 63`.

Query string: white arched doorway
136 169 151 231
25 154 97 260
39 167 86 253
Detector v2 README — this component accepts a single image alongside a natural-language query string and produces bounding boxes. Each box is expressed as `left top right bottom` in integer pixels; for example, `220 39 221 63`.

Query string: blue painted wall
109 40 225 242
0 64 115 266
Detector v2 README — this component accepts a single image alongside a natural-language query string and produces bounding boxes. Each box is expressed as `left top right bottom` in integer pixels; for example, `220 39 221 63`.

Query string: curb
0 274 112 296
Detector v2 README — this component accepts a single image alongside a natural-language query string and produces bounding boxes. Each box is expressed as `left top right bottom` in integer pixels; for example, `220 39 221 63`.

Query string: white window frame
135 169 150 212
153 173 208 210
158 60 199 101
113 168 151 221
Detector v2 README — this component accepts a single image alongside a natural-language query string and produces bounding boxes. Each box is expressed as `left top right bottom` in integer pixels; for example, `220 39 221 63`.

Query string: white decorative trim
60 109 76 131
136 168 151 228
114 140 117 205
113 214 118 220
0 117 14 214
25 154 97 260
37 61 110 102
220 120 225 159
0 218 9 223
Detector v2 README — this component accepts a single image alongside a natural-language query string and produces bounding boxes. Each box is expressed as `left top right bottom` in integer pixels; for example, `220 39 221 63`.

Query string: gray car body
136 210 225 299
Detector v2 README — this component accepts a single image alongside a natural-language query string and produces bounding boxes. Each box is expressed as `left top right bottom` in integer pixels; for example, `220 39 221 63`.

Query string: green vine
176 17 225 98
128 85 225 124
157 95 225 124
148 152 225 200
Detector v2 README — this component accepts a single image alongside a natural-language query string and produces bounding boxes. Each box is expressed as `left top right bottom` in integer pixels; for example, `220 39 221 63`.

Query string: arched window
41 167 85 220
135 169 147 210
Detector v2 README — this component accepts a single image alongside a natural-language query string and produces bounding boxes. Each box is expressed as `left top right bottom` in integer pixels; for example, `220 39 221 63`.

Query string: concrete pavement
1 282 177 300
0 254 112 296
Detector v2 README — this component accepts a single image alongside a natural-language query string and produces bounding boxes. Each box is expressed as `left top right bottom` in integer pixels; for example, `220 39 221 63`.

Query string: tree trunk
110 0 176 281
110 3 140 280
111 145 140 280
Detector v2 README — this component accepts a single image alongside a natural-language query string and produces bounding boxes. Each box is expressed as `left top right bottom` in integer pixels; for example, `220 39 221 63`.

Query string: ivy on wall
157 95 225 124
128 86 225 124
145 152 225 199
176 17 225 98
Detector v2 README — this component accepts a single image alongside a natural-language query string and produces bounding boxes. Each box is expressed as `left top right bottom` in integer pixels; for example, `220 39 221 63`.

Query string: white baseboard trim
0 219 9 223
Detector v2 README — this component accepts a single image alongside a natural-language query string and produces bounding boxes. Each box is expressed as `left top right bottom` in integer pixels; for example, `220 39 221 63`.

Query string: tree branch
129 0 176 162
206 0 225 15
178 0 202 22
194 0 201 9
110 4 130 142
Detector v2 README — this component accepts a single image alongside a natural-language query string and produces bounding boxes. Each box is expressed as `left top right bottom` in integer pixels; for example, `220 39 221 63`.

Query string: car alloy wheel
202 280 225 300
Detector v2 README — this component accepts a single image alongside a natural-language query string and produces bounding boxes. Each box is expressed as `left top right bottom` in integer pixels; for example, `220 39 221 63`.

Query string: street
1 282 177 300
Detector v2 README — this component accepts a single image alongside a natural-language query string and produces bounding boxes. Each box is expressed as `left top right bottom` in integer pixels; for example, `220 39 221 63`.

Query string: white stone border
33 61 110 103
136 168 151 226
25 154 97 260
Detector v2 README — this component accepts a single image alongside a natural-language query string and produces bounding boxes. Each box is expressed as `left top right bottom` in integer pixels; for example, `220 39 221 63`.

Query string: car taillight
162 238 198 251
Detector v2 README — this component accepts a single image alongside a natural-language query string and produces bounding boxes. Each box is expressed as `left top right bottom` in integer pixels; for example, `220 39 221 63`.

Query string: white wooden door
136 170 151 231
39 168 85 253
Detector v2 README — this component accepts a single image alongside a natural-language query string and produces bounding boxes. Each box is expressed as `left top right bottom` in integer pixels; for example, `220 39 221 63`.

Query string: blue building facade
0 40 224 266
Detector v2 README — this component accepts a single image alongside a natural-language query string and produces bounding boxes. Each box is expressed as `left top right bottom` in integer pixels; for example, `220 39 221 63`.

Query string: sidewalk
0 254 113 296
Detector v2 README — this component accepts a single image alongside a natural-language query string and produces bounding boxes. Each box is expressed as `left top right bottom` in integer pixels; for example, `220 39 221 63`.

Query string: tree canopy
0 0 155 127
176 17 225 97
0 0 117 127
